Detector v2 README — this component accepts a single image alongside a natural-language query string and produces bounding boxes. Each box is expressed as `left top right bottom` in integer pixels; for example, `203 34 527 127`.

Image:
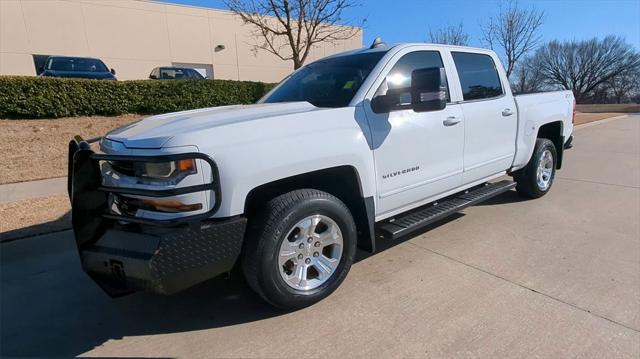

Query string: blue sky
158 0 640 49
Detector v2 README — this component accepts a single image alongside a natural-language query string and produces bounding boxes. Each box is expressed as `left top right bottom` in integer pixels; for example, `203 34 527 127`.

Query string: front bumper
81 218 246 296
68 136 246 296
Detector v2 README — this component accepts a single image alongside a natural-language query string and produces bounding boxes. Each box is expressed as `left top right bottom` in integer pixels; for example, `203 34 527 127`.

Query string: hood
105 102 318 149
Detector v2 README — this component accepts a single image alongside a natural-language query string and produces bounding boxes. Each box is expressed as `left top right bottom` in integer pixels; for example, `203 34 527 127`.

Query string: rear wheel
514 138 557 198
242 189 357 310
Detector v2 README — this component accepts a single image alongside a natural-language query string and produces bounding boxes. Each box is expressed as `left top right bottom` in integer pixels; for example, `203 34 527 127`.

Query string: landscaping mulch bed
0 114 141 184
574 112 625 125
0 194 70 242
575 104 639 113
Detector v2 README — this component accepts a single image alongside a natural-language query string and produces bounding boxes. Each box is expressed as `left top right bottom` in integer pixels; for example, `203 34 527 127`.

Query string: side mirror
411 67 447 112
371 94 395 114
110 68 116 75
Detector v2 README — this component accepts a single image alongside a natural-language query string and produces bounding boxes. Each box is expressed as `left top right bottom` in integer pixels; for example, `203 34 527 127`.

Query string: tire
242 189 357 310
513 138 557 199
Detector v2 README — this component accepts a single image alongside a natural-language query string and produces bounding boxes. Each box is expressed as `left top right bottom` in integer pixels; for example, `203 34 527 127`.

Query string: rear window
46 57 108 72
452 52 503 101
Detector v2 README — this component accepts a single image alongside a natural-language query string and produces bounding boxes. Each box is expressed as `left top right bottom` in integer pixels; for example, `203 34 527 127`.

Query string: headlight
108 159 197 183
138 159 196 181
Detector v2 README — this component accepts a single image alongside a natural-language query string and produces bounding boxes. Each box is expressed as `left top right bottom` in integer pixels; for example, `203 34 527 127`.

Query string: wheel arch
537 121 564 169
243 165 376 253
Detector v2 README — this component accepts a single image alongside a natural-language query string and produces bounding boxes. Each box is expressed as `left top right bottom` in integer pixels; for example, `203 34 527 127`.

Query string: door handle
502 108 514 117
443 116 461 126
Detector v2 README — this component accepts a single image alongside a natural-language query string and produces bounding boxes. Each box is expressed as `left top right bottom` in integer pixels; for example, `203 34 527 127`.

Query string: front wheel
242 189 357 310
513 138 557 199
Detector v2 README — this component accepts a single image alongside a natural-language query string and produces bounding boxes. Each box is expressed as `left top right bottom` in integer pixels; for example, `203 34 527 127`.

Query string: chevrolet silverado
68 40 575 309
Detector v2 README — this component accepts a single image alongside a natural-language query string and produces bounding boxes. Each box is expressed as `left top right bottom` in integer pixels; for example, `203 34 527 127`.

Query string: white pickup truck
68 41 574 309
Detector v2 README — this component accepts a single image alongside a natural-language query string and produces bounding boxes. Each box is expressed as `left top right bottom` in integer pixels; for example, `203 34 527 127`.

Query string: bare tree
224 0 364 69
533 36 640 103
588 83 611 104
428 23 469 46
606 71 640 104
511 55 547 94
481 0 544 78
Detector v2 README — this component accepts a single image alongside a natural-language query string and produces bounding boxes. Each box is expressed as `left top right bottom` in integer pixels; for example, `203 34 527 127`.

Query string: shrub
0 76 277 119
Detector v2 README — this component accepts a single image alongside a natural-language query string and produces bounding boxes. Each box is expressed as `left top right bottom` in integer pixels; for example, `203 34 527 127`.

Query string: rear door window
452 52 503 101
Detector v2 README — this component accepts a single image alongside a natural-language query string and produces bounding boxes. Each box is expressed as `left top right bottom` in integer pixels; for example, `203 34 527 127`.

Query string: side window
32 54 51 75
452 52 503 101
174 69 187 79
159 69 172 79
375 50 449 105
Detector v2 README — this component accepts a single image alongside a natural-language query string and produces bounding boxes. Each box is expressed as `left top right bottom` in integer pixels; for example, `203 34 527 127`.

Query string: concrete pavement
1 115 638 358
0 177 66 204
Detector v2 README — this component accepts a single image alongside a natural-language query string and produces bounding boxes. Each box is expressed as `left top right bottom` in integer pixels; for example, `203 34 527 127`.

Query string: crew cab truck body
68 42 574 309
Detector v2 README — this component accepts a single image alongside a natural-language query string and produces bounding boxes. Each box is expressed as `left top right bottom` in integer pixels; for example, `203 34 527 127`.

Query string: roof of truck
322 42 494 61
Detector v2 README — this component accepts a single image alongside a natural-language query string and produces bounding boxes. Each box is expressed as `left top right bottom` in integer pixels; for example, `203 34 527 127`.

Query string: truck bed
512 90 574 170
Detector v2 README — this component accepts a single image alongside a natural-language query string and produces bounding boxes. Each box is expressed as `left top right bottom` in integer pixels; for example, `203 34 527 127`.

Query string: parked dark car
149 67 205 80
40 56 116 80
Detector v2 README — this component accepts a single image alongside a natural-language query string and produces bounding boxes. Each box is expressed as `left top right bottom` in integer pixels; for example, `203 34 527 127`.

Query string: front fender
184 107 377 217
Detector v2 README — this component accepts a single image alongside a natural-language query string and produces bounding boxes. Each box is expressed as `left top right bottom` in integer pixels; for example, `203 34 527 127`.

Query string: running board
376 180 516 240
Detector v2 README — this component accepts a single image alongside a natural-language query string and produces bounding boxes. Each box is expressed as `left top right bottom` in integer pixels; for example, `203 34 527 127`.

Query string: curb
0 177 67 204
574 114 629 131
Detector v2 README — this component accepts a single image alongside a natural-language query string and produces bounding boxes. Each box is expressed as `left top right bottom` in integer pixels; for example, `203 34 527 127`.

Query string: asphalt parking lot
1 115 638 358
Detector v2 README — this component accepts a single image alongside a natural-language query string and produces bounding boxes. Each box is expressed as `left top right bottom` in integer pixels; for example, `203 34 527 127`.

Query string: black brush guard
68 136 246 296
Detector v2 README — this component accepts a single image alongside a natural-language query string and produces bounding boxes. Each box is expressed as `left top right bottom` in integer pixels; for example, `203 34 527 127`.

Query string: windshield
262 52 387 108
46 57 109 72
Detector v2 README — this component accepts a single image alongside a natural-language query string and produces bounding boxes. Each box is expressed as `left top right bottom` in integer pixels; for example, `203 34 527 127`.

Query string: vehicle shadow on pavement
0 190 519 357
1 260 285 357
360 213 466 262
0 211 71 243
474 189 529 206
356 189 529 262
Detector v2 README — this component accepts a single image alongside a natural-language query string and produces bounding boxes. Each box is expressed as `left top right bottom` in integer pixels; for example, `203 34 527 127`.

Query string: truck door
364 49 465 218
450 51 518 183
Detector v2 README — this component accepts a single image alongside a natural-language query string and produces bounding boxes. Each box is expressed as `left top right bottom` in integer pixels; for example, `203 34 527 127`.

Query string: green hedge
0 76 277 119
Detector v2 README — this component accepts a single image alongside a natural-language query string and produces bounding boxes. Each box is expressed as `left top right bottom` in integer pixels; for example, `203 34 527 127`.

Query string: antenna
370 37 384 49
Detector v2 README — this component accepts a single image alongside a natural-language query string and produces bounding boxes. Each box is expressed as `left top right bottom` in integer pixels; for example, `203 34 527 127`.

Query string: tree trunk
293 57 303 70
